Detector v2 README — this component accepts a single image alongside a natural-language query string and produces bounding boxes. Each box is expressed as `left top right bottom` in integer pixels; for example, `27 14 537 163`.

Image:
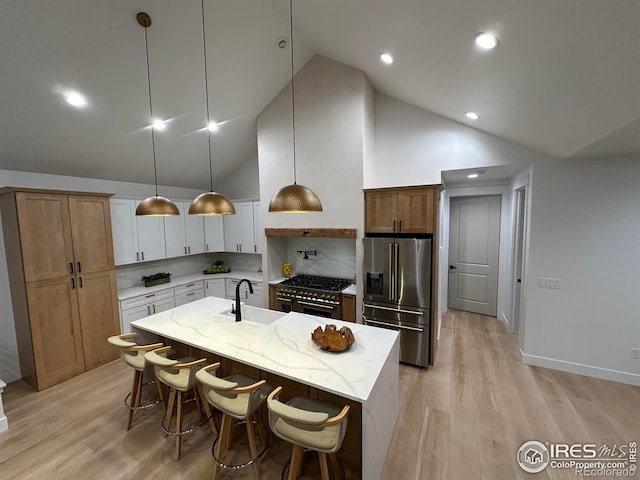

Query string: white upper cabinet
110 198 166 265
204 215 224 253
164 202 205 257
253 202 262 254
223 201 259 253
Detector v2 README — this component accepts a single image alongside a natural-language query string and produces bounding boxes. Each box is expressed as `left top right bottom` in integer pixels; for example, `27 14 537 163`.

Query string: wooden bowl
311 324 355 352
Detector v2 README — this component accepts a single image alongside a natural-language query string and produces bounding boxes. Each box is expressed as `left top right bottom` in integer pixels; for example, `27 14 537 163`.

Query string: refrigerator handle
394 242 400 301
388 242 394 301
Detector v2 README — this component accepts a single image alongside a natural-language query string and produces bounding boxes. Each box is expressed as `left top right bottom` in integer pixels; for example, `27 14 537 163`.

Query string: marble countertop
118 271 262 301
131 296 398 403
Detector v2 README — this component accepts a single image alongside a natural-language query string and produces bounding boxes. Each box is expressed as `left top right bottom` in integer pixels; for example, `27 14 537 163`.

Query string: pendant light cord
143 24 159 197
201 0 214 193
289 0 297 185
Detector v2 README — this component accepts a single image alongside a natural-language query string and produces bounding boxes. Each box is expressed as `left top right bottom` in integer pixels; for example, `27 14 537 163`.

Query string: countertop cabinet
120 288 176 334
110 198 166 265
365 186 438 234
205 277 226 298
204 215 224 253
0 189 119 391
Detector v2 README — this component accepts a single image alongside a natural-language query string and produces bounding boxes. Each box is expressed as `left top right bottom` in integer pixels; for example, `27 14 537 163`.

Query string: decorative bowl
311 324 355 352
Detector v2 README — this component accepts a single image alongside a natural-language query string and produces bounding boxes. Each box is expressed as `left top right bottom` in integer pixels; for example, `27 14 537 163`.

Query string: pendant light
268 0 322 213
188 0 236 216
135 12 179 217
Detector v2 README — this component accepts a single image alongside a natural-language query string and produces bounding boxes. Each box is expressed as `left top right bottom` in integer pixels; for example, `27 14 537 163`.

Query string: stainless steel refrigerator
362 237 431 367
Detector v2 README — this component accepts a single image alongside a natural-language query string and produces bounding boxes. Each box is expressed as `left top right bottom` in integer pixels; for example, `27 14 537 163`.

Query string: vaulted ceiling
1 0 638 190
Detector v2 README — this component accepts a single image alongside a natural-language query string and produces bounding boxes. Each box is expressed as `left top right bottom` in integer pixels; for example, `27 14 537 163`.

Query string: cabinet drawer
120 287 174 310
175 288 204 307
174 280 204 295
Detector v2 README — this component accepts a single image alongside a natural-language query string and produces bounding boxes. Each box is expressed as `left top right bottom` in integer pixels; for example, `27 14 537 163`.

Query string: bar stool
196 363 271 479
107 333 163 430
144 346 217 459
267 386 350 480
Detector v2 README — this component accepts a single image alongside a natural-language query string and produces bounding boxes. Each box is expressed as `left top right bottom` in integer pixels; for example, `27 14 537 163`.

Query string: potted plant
142 272 171 287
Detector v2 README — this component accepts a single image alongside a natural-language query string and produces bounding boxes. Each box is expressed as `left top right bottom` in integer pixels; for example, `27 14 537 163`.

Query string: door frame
440 186 512 327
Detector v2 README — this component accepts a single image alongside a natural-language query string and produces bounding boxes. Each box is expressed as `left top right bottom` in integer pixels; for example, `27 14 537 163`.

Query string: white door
237 202 255 253
164 202 187 257
223 205 240 252
136 206 166 262
110 199 138 265
184 206 205 254
448 195 501 316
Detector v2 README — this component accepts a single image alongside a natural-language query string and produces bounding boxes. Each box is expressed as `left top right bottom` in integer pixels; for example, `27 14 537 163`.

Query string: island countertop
131 296 398 403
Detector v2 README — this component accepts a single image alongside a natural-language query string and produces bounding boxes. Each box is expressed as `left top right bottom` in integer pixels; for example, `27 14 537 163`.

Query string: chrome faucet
235 279 254 322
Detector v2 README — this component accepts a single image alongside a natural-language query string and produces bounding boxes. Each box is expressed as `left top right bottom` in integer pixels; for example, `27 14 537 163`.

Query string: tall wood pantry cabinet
0 189 120 391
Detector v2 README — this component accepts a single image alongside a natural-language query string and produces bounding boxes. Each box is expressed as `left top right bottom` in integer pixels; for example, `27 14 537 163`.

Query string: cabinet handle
152 304 156 313
79 276 83 288
141 251 145 261
254 245 257 253
187 292 195 297
393 220 396 232
69 262 74 274
186 283 194 287
71 277 75 289
188 246 191 254
145 293 156 298
184 246 187 255
206 243 209 252
147 305 151 315
77 262 82 273
399 220 402 232
136 252 140 261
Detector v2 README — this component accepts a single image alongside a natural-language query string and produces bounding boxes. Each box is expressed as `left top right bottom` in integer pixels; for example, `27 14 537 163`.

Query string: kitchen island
131 296 399 480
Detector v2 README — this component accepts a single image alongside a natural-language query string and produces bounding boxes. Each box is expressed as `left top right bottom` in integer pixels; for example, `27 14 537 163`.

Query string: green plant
141 272 171 282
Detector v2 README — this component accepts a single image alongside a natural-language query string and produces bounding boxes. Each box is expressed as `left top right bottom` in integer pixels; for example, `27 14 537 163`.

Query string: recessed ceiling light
208 121 219 132
475 32 499 50
465 111 479 120
152 119 167 131
380 53 394 65
65 91 87 108
467 173 479 179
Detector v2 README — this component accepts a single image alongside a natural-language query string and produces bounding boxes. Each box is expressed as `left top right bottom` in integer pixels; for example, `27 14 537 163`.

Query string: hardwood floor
1 310 639 479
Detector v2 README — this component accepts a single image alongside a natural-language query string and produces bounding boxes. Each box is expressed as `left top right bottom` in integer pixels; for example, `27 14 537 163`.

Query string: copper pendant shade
268 184 322 213
188 0 235 216
136 12 179 217
268 0 322 214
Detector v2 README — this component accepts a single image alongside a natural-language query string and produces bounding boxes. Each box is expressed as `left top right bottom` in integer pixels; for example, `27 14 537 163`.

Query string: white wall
0 168 203 383
522 155 640 384
373 93 552 187
217 152 260 201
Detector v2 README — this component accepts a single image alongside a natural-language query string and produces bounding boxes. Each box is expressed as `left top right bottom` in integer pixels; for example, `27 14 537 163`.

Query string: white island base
131 297 399 480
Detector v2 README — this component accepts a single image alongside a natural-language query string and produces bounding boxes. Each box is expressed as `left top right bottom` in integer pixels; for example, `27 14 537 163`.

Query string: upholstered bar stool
196 362 271 479
107 333 163 430
267 387 350 480
144 346 217 459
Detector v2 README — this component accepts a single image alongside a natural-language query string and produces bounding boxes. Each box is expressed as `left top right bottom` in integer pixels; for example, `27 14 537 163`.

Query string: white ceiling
0 0 638 190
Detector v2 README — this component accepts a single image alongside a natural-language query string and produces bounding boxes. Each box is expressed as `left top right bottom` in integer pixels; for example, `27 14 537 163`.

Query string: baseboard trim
521 352 640 387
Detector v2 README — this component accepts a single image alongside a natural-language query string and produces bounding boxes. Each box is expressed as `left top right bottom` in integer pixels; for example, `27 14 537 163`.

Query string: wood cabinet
342 293 356 322
364 186 438 234
0 189 119 391
110 198 166 265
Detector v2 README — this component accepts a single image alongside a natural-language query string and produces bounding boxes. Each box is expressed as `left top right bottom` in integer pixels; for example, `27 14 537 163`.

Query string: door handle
184 246 187 255
136 252 140 261
69 262 74 274
388 242 394 302
152 304 156 313
364 303 424 316
206 243 209 252
399 220 402 232
147 305 151 315
188 246 191 254
141 251 145 261
392 220 396 232
363 317 424 332
77 262 82 273
79 276 83 288
517 278 522 283
298 301 334 309
394 242 400 301
71 277 75 289
449 265 457 270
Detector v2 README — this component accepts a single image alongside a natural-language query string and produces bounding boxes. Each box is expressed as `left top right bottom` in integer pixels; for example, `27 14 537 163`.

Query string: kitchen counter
131 297 398 479
118 270 262 301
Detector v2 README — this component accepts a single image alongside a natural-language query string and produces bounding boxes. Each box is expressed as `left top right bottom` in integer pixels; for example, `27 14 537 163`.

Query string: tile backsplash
285 238 356 280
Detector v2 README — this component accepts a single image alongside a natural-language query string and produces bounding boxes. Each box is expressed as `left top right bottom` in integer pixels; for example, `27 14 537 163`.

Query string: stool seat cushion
269 396 346 454
200 373 270 420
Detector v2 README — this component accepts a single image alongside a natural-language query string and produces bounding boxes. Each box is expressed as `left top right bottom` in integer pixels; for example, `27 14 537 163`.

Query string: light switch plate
538 278 560 289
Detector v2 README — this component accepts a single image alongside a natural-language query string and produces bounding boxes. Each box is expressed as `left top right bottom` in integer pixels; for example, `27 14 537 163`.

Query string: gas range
274 275 352 319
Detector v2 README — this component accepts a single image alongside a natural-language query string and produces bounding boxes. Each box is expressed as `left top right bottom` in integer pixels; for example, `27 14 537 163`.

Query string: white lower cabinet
205 278 226 298
225 278 263 307
174 281 205 307
120 288 175 333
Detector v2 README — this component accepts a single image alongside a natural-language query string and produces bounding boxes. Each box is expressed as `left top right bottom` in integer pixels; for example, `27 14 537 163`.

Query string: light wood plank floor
2 310 639 479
